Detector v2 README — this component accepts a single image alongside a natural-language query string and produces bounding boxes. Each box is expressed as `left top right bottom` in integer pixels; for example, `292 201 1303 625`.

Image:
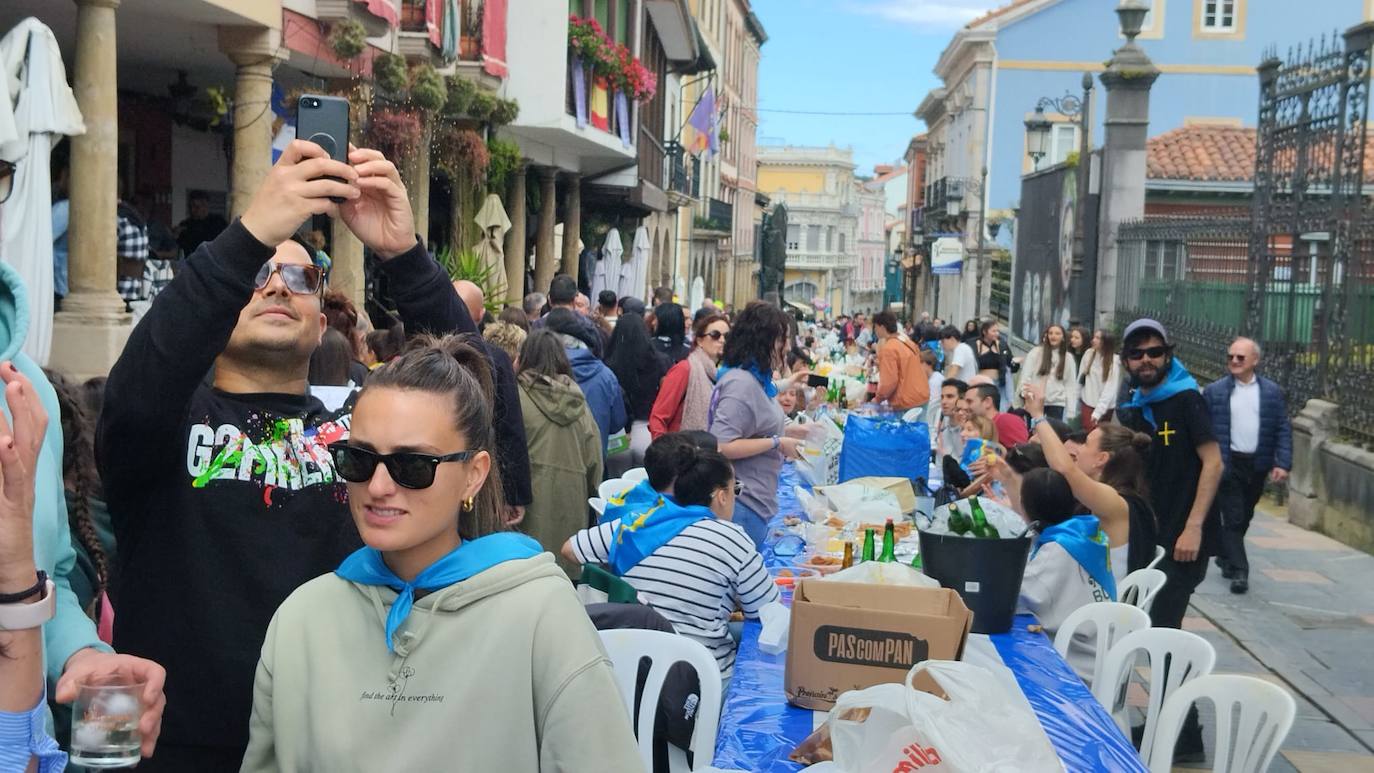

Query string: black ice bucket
918 530 1032 634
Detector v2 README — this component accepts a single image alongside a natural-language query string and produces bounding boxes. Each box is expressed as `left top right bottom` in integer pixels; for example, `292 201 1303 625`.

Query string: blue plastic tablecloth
713 463 1146 773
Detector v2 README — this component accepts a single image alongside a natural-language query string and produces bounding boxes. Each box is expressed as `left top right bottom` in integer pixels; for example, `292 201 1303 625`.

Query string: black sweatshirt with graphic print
96 221 522 757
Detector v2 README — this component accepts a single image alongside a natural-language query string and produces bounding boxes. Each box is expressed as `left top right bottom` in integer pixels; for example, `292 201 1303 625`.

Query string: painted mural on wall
1013 164 1097 342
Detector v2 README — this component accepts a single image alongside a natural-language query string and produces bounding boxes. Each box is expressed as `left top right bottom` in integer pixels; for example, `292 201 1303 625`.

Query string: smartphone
296 94 350 203
806 373 830 388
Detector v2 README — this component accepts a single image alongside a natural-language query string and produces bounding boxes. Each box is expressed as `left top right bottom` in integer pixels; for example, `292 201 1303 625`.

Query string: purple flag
687 87 716 155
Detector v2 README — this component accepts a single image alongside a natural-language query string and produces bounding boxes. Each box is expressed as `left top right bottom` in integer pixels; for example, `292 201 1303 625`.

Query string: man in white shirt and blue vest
1203 337 1293 595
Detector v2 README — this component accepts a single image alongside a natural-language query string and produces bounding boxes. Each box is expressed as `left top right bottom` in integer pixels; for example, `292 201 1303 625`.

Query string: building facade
757 145 860 317
914 0 1369 323
853 182 887 314
677 0 765 312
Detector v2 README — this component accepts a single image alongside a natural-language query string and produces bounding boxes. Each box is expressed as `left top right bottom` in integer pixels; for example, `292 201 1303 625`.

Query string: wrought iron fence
1116 25 1374 446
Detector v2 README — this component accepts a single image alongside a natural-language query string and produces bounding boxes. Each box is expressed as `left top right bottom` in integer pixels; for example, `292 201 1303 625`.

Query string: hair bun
1131 431 1152 453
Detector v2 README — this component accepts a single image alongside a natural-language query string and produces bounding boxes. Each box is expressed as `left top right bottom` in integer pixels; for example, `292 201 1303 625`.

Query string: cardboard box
784 580 973 710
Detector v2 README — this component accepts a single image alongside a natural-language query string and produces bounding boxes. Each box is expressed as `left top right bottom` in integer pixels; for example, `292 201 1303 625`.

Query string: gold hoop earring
462 497 474 512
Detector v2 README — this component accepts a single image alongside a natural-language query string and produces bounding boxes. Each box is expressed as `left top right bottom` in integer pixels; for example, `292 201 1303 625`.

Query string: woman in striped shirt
563 447 778 676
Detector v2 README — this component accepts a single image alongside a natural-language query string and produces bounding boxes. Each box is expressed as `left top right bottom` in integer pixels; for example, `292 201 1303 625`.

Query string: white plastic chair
1053 601 1152 690
623 467 650 483
598 629 724 773
599 478 631 502
588 497 607 517
1094 628 1216 764
1147 674 1296 773
1146 544 1166 570
1119 568 1167 615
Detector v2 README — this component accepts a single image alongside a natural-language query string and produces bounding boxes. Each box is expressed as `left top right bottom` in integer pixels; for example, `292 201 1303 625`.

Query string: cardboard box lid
846 476 918 513
796 579 970 620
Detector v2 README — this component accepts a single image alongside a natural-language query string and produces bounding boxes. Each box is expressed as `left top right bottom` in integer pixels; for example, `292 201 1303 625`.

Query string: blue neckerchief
959 438 987 474
599 479 660 525
1033 515 1117 601
608 495 712 575
336 532 542 652
716 362 778 398
1120 358 1199 430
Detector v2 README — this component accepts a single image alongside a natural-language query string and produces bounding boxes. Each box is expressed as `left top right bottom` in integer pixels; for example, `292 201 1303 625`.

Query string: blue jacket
567 345 626 455
1203 374 1293 473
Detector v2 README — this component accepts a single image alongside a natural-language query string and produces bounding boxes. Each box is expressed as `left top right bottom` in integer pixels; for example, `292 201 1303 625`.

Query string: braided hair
45 370 109 607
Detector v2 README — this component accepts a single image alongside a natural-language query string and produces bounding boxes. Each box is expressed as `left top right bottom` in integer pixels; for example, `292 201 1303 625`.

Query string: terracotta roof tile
1146 125 1257 182
1147 124 1374 184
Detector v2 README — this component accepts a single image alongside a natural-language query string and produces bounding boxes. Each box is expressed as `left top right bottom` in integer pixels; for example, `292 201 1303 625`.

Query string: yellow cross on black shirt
1157 421 1176 447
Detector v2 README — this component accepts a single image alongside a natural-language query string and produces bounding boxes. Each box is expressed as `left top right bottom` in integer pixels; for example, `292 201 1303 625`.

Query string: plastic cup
70 675 142 769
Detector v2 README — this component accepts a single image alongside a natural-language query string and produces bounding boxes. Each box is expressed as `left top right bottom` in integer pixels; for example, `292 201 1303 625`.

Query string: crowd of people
0 138 1294 772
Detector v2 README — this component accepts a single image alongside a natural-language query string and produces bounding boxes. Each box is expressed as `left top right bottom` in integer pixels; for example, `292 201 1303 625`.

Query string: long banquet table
711 463 1146 773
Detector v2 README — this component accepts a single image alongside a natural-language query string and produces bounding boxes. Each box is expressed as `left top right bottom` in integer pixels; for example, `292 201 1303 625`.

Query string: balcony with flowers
565 14 657 146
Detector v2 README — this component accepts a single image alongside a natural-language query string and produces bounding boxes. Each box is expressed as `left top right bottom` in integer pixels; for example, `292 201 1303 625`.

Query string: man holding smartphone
97 140 477 771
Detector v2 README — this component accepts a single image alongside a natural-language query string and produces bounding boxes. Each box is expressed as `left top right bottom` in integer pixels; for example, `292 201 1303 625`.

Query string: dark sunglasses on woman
702 330 727 341
254 261 324 295
329 443 476 490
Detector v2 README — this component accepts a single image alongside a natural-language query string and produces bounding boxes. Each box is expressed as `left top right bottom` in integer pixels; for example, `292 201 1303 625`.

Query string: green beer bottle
879 518 897 562
969 496 995 539
861 527 876 562
910 551 923 570
947 503 970 535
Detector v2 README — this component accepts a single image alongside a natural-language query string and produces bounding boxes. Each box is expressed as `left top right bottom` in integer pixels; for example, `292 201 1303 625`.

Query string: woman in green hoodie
515 330 604 577
241 335 639 772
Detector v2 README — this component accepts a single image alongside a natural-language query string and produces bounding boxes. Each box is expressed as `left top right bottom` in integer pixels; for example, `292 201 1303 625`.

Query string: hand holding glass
71 675 143 768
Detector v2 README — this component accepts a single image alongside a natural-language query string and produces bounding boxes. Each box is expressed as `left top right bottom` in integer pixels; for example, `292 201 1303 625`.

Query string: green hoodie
241 553 642 772
518 372 603 576
0 261 112 716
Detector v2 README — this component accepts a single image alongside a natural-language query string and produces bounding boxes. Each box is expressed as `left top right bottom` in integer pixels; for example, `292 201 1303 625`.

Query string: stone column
1094 2 1159 330
330 221 365 308
402 120 433 243
561 174 582 285
218 27 286 220
503 164 527 305
49 0 129 379
533 167 558 293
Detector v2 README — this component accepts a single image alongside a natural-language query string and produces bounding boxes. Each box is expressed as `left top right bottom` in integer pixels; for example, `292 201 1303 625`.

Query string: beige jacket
240 553 643 772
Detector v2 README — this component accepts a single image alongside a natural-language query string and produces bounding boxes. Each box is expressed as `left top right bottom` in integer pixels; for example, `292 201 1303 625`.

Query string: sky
751 0 1001 175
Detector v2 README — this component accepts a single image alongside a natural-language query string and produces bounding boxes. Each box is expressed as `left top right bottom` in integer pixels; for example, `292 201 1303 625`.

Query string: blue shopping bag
838 414 931 485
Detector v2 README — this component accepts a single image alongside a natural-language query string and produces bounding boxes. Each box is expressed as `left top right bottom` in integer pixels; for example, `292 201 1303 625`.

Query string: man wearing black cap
1115 318 1222 761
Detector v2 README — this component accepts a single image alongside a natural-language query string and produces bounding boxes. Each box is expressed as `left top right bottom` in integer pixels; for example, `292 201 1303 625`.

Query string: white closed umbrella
0 18 85 365
594 227 623 301
620 225 650 300
471 193 511 298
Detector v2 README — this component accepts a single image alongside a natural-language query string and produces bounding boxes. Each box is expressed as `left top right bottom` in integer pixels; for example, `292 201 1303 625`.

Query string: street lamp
1025 109 1053 169
1024 90 1086 170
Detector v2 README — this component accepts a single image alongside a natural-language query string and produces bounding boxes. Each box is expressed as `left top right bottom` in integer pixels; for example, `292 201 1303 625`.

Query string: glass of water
70 675 143 768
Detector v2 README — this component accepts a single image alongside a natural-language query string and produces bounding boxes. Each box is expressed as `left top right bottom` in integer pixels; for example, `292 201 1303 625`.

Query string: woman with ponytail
1023 382 1158 576
242 335 639 772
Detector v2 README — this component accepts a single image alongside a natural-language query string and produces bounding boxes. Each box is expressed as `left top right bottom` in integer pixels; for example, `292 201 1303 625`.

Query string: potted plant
367 107 423 162
327 18 368 60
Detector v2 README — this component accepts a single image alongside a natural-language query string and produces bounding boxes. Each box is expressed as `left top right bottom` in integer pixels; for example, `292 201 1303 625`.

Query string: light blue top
51 200 69 298
0 690 67 772
0 262 111 732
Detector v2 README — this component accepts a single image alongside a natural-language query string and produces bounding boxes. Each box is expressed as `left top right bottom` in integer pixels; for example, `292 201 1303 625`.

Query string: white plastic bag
926 497 1025 538
798 418 845 487
817 483 901 525
827 660 1063 773
824 561 940 587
